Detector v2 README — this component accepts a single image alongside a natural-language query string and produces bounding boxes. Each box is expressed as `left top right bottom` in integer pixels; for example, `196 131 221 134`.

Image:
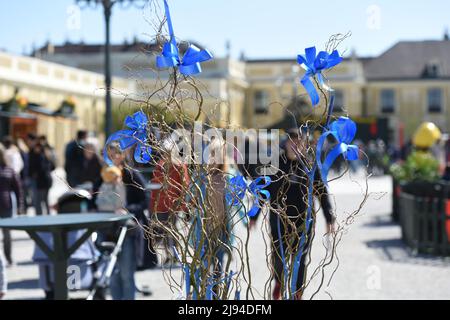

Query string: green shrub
389 151 440 183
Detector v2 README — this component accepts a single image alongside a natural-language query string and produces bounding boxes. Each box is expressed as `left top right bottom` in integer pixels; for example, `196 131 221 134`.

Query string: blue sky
1 0 450 59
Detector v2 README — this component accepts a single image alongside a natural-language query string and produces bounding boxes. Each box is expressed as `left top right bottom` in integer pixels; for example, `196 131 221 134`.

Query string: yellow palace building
2 34 449 163
0 50 133 165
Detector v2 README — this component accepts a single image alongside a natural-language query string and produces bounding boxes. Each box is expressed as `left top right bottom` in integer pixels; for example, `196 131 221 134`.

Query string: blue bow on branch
156 0 213 75
226 175 271 217
226 175 248 207
316 116 359 185
103 111 152 166
247 176 272 217
297 46 343 106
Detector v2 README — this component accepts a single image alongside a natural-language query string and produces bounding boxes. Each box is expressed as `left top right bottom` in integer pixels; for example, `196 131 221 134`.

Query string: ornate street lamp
75 0 146 137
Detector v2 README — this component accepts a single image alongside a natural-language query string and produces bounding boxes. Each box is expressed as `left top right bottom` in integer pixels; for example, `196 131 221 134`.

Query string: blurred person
79 142 102 188
16 138 30 213
2 136 24 218
106 144 150 300
0 251 6 299
149 143 190 265
2 136 24 175
248 129 334 300
23 133 37 211
29 142 55 216
65 130 87 187
187 137 239 291
38 135 57 166
203 139 232 275
25 133 37 150
15 138 29 174
0 145 24 266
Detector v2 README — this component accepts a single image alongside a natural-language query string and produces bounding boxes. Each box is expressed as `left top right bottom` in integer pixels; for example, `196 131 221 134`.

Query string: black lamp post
75 0 146 137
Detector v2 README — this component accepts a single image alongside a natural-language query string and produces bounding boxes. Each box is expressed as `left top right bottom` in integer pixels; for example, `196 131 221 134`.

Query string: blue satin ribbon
226 175 247 207
103 111 151 166
316 116 359 185
247 176 271 217
226 175 271 217
205 271 235 300
290 169 314 297
297 47 343 106
156 0 213 75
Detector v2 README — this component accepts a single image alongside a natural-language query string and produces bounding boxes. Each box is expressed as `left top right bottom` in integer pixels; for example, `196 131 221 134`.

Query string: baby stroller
32 189 128 300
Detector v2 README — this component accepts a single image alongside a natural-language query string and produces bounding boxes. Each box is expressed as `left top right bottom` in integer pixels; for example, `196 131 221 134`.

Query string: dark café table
0 213 132 300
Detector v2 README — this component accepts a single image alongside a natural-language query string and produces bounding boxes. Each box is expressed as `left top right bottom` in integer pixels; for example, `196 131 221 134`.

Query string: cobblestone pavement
2 170 450 300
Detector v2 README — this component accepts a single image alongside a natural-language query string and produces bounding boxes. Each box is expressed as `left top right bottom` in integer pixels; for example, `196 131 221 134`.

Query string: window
334 89 344 112
254 90 269 114
380 89 395 113
428 88 442 113
423 62 440 78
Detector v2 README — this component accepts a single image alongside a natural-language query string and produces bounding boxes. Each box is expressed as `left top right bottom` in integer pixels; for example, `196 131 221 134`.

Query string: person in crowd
79 142 102 188
247 129 334 300
149 145 190 264
65 130 87 188
0 251 6 299
21 134 37 211
2 136 24 175
29 141 55 216
106 144 150 300
16 138 29 177
205 139 232 270
0 145 24 266
25 133 38 159
39 135 57 166
2 136 24 217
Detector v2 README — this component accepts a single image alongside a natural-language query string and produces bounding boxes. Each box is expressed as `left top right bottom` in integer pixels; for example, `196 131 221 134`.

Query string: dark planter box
392 178 402 223
399 181 450 256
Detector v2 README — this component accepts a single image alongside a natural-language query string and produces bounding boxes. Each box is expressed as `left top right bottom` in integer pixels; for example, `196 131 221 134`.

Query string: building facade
32 37 450 148
0 51 133 165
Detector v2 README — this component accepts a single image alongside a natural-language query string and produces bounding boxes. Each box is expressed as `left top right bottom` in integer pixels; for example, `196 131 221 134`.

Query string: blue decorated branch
103 111 152 166
156 0 213 75
316 116 359 185
297 46 343 106
287 46 358 299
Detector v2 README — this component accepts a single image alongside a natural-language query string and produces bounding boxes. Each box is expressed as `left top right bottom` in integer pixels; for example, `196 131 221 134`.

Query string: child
96 166 126 213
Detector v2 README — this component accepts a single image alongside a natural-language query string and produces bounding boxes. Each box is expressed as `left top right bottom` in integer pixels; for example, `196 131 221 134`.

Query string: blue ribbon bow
226 175 271 217
156 0 213 75
103 111 151 166
226 175 248 207
316 116 359 185
247 176 272 217
297 47 343 106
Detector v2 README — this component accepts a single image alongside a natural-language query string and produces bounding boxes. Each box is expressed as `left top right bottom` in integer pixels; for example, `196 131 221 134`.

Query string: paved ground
2 169 450 300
